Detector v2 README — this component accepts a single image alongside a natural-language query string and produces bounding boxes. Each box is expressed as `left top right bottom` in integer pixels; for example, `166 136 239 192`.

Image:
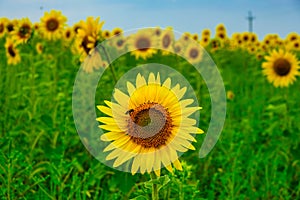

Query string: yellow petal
162 78 171 89
103 135 130 152
96 117 116 124
99 125 123 132
156 73 161 84
154 169 161 177
106 148 122 160
113 89 129 108
100 132 123 141
173 159 183 171
113 150 137 167
136 73 146 88
146 150 155 173
148 73 156 84
97 105 113 117
131 154 142 175
172 84 187 100
127 81 136 96
104 100 112 108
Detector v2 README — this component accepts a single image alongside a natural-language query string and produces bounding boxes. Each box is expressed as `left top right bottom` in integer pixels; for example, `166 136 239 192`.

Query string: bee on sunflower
97 73 203 176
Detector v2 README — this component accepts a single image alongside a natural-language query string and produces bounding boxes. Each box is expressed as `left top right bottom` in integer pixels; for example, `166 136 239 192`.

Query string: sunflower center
189 48 199 59
7 23 14 32
136 37 150 51
218 33 225 39
162 34 171 48
127 102 173 148
116 39 124 47
46 19 59 31
65 30 71 38
0 24 4 33
273 58 291 76
8 45 16 57
19 25 31 38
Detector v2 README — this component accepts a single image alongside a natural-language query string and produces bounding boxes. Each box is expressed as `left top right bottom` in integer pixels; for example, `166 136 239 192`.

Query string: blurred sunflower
226 90 234 100
159 27 174 54
112 35 127 51
111 27 123 37
185 43 203 64
127 29 157 59
39 10 67 40
216 24 226 33
286 32 298 43
153 27 162 37
12 18 32 43
262 49 300 87
72 20 84 34
97 73 203 176
201 29 210 37
33 22 39 31
6 19 18 34
200 35 210 47
36 42 43 54
63 27 74 42
192 33 199 41
5 38 21 65
173 40 184 54
0 18 7 38
101 30 111 39
75 16 104 61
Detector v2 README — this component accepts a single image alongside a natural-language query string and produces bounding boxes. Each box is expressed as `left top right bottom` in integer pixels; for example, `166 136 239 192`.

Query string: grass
0 34 300 200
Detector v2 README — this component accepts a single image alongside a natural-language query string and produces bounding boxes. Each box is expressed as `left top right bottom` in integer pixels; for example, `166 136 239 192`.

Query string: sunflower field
1 10 300 200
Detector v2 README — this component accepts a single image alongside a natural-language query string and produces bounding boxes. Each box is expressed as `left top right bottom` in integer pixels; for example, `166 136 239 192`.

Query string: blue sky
0 0 299 40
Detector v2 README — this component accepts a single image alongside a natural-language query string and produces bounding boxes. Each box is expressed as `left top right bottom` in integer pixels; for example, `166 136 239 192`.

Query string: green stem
98 44 117 84
150 172 159 200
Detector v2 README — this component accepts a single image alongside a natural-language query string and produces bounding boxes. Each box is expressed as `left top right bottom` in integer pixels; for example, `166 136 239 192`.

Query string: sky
0 0 299 40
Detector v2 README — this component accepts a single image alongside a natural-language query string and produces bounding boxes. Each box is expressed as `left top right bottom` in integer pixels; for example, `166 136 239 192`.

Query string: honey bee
125 109 134 115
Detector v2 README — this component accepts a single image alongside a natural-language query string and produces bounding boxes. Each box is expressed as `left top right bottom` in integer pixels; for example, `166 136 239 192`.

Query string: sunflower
75 17 104 61
0 18 7 38
39 10 67 40
262 49 300 87
184 43 203 64
192 34 199 41
200 35 210 47
96 73 203 176
286 32 298 43
112 27 123 37
6 19 18 34
226 90 234 100
12 18 32 43
33 22 39 31
159 27 174 54
216 24 226 33
5 38 21 65
63 27 74 42
127 29 158 59
241 32 250 44
201 29 210 37
112 35 127 51
36 42 43 54
101 30 111 39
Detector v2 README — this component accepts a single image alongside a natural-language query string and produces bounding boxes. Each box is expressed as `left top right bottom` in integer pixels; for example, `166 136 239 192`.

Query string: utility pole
246 11 255 32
